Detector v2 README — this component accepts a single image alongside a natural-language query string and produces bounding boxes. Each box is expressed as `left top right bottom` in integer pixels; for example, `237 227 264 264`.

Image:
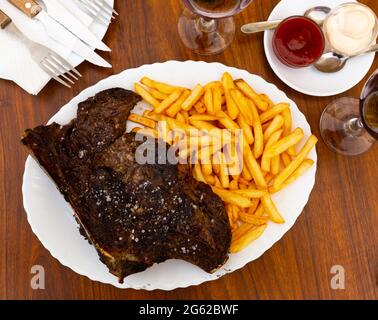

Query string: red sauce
273 16 325 68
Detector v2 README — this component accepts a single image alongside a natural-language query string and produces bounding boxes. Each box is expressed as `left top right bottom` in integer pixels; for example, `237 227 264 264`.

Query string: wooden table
1 0 377 300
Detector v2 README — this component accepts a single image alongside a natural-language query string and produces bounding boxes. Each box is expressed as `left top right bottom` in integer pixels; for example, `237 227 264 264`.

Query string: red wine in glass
360 70 378 140
183 0 250 18
320 69 378 156
178 0 253 55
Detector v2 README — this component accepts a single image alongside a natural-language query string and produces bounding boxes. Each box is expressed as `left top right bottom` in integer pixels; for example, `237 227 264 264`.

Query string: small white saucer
264 0 375 97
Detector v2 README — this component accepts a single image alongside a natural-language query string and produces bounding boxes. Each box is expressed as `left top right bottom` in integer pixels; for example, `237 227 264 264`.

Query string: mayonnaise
324 3 377 56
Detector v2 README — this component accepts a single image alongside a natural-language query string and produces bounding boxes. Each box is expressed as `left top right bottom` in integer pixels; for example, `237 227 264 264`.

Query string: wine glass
178 0 253 55
320 69 378 156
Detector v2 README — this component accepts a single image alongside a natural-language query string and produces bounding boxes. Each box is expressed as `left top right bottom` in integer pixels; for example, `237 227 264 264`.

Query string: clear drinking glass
320 69 378 156
178 0 253 55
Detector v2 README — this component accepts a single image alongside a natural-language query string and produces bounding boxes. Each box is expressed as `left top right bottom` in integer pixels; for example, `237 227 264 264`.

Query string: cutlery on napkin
0 8 82 88
8 0 111 68
0 0 113 94
40 0 111 52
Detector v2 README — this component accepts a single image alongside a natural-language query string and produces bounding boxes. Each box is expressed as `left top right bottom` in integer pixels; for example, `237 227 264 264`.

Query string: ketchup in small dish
273 16 325 68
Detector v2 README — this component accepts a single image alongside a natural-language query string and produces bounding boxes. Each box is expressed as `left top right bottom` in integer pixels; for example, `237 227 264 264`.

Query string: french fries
278 106 297 160
239 177 251 185
237 115 254 145
270 159 314 193
195 101 207 114
259 94 274 109
135 83 160 109
242 163 253 181
143 110 163 121
133 74 317 253
141 76 185 94
235 79 268 112
217 112 240 131
182 110 189 123
190 119 218 131
193 163 206 183
166 90 191 117
176 112 186 123
287 146 297 157
243 145 267 189
222 72 235 91
166 117 196 134
229 179 238 190
263 128 304 158
213 86 223 113
219 152 230 188
212 187 252 208
222 73 239 120
214 175 222 188
261 196 285 224
231 223 254 243
189 114 218 121
182 84 205 111
254 203 265 217
230 89 254 125
225 92 239 120
282 107 292 136
204 81 222 90
202 160 213 176
263 115 284 142
239 212 267 225
150 88 169 100
205 174 216 185
232 189 267 198
248 199 260 215
273 135 318 190
128 114 156 129
230 224 267 253
132 127 158 139
224 141 242 176
261 129 283 172
204 88 214 114
271 155 280 176
281 152 292 167
154 89 182 114
260 103 289 123
212 151 221 176
248 100 264 158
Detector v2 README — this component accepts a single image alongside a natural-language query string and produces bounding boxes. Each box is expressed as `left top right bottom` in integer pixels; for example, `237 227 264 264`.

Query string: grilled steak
22 88 231 283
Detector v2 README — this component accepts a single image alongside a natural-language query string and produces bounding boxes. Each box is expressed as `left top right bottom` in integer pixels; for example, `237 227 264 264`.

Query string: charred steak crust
22 88 231 283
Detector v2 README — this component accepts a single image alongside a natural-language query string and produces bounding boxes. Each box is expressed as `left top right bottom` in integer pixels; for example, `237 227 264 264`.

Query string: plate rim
22 60 318 290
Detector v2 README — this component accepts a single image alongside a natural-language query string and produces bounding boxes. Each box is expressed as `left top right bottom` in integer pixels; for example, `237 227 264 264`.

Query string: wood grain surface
1 0 377 300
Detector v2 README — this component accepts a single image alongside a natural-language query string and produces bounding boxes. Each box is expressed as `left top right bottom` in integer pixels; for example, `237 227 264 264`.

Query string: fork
77 0 119 25
0 9 81 88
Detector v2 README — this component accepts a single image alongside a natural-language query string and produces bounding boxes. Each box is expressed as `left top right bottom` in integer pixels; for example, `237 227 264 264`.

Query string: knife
8 0 111 68
43 0 111 52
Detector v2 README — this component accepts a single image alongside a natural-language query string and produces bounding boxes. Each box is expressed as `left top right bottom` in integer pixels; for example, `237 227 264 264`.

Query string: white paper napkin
0 0 111 95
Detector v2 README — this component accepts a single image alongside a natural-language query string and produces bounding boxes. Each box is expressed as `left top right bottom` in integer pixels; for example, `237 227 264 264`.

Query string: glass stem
344 117 365 136
197 17 217 33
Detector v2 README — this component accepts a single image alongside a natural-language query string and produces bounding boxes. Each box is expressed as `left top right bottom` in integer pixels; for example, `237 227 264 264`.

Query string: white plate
22 60 317 290
264 0 375 97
